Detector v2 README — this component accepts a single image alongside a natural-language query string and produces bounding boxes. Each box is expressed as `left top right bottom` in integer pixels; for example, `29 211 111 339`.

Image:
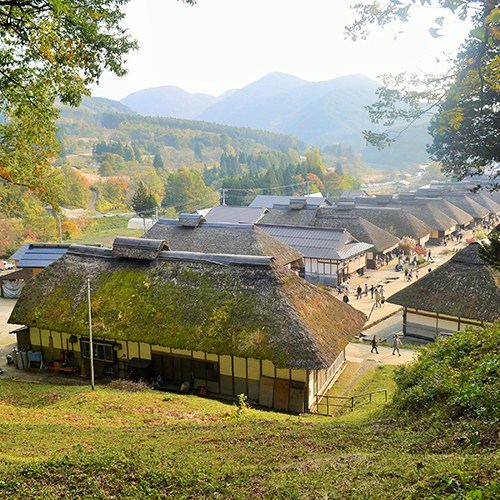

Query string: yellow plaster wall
193 351 205 360
139 342 151 360
151 345 171 354
206 353 218 362
128 342 139 359
233 357 246 378
262 360 275 378
291 369 307 382
276 368 290 380
219 355 232 376
51 331 62 350
40 329 51 348
408 312 436 328
30 327 40 346
247 359 260 380
171 348 191 357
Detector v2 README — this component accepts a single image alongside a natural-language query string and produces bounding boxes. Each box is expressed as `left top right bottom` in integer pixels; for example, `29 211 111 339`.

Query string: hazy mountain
59 95 136 117
120 85 220 119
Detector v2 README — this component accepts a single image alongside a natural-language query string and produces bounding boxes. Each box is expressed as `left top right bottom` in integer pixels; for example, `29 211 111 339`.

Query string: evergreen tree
153 154 165 170
131 181 157 232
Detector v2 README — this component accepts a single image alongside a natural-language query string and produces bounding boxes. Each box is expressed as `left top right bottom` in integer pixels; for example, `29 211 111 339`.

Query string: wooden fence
313 389 388 416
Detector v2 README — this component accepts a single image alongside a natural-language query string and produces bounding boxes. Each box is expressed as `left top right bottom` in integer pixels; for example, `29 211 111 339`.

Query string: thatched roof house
143 219 303 268
387 243 500 341
442 194 490 225
425 198 474 228
314 213 399 254
10 238 365 412
334 206 432 245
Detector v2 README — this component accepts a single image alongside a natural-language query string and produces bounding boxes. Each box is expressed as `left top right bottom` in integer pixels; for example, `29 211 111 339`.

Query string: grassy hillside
0 363 497 499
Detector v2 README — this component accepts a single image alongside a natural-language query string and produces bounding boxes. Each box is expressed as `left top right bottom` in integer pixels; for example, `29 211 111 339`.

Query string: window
82 341 113 363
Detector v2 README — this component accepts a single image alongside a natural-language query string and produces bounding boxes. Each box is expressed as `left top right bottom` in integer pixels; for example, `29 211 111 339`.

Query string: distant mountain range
87 72 431 168
115 73 382 150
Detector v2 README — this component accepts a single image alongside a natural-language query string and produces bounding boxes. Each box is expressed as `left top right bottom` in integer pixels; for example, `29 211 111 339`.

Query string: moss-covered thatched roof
387 243 500 322
9 240 366 370
143 220 303 267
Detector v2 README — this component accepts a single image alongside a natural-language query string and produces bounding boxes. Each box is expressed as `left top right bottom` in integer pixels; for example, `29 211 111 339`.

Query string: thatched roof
333 206 432 241
391 200 457 232
443 195 490 220
9 240 366 370
387 243 500 322
258 205 319 227
143 219 303 267
425 198 474 227
466 193 500 216
313 212 399 254
249 195 331 209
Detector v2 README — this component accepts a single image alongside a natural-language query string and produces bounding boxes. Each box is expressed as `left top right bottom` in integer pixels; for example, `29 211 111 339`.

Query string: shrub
390 323 500 424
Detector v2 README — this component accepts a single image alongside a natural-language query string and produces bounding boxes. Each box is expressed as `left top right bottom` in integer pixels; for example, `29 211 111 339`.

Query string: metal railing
313 389 388 415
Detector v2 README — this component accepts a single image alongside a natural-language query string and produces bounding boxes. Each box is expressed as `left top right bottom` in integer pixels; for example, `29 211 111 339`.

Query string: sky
90 0 473 101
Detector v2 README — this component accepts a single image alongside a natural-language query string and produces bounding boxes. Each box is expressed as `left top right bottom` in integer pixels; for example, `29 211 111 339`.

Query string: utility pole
87 278 95 391
221 189 228 206
56 212 63 244
306 181 310 196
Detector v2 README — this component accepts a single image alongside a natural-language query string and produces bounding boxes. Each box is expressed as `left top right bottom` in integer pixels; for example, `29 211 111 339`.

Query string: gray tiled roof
257 224 373 261
204 205 268 224
15 244 72 269
249 195 329 208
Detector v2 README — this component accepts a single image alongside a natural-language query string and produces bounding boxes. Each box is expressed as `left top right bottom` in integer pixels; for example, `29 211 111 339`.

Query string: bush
390 323 500 424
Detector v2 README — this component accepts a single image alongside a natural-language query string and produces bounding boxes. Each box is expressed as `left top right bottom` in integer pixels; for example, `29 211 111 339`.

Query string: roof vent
289 197 307 210
177 213 206 227
112 237 170 261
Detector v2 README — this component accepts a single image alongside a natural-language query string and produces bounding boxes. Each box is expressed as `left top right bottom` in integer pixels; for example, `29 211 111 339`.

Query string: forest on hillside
0 99 408 257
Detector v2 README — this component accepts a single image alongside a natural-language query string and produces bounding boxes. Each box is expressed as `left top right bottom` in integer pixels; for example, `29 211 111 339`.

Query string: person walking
356 285 362 300
392 335 402 356
380 289 386 307
370 284 375 299
365 283 369 297
375 288 381 308
415 268 419 279
370 335 378 354
427 249 433 261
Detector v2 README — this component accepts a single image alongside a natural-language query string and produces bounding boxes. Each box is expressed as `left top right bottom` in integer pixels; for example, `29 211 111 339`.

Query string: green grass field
1 365 498 499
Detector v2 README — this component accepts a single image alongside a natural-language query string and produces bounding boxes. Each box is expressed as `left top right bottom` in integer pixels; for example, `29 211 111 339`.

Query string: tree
347 1 500 187
0 0 197 206
153 154 165 170
131 181 157 232
479 228 500 270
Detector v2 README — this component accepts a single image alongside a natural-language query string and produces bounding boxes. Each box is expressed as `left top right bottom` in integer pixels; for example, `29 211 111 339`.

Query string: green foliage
0 0 138 205
163 168 218 212
348 2 500 182
131 181 157 218
391 323 500 424
479 228 500 270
